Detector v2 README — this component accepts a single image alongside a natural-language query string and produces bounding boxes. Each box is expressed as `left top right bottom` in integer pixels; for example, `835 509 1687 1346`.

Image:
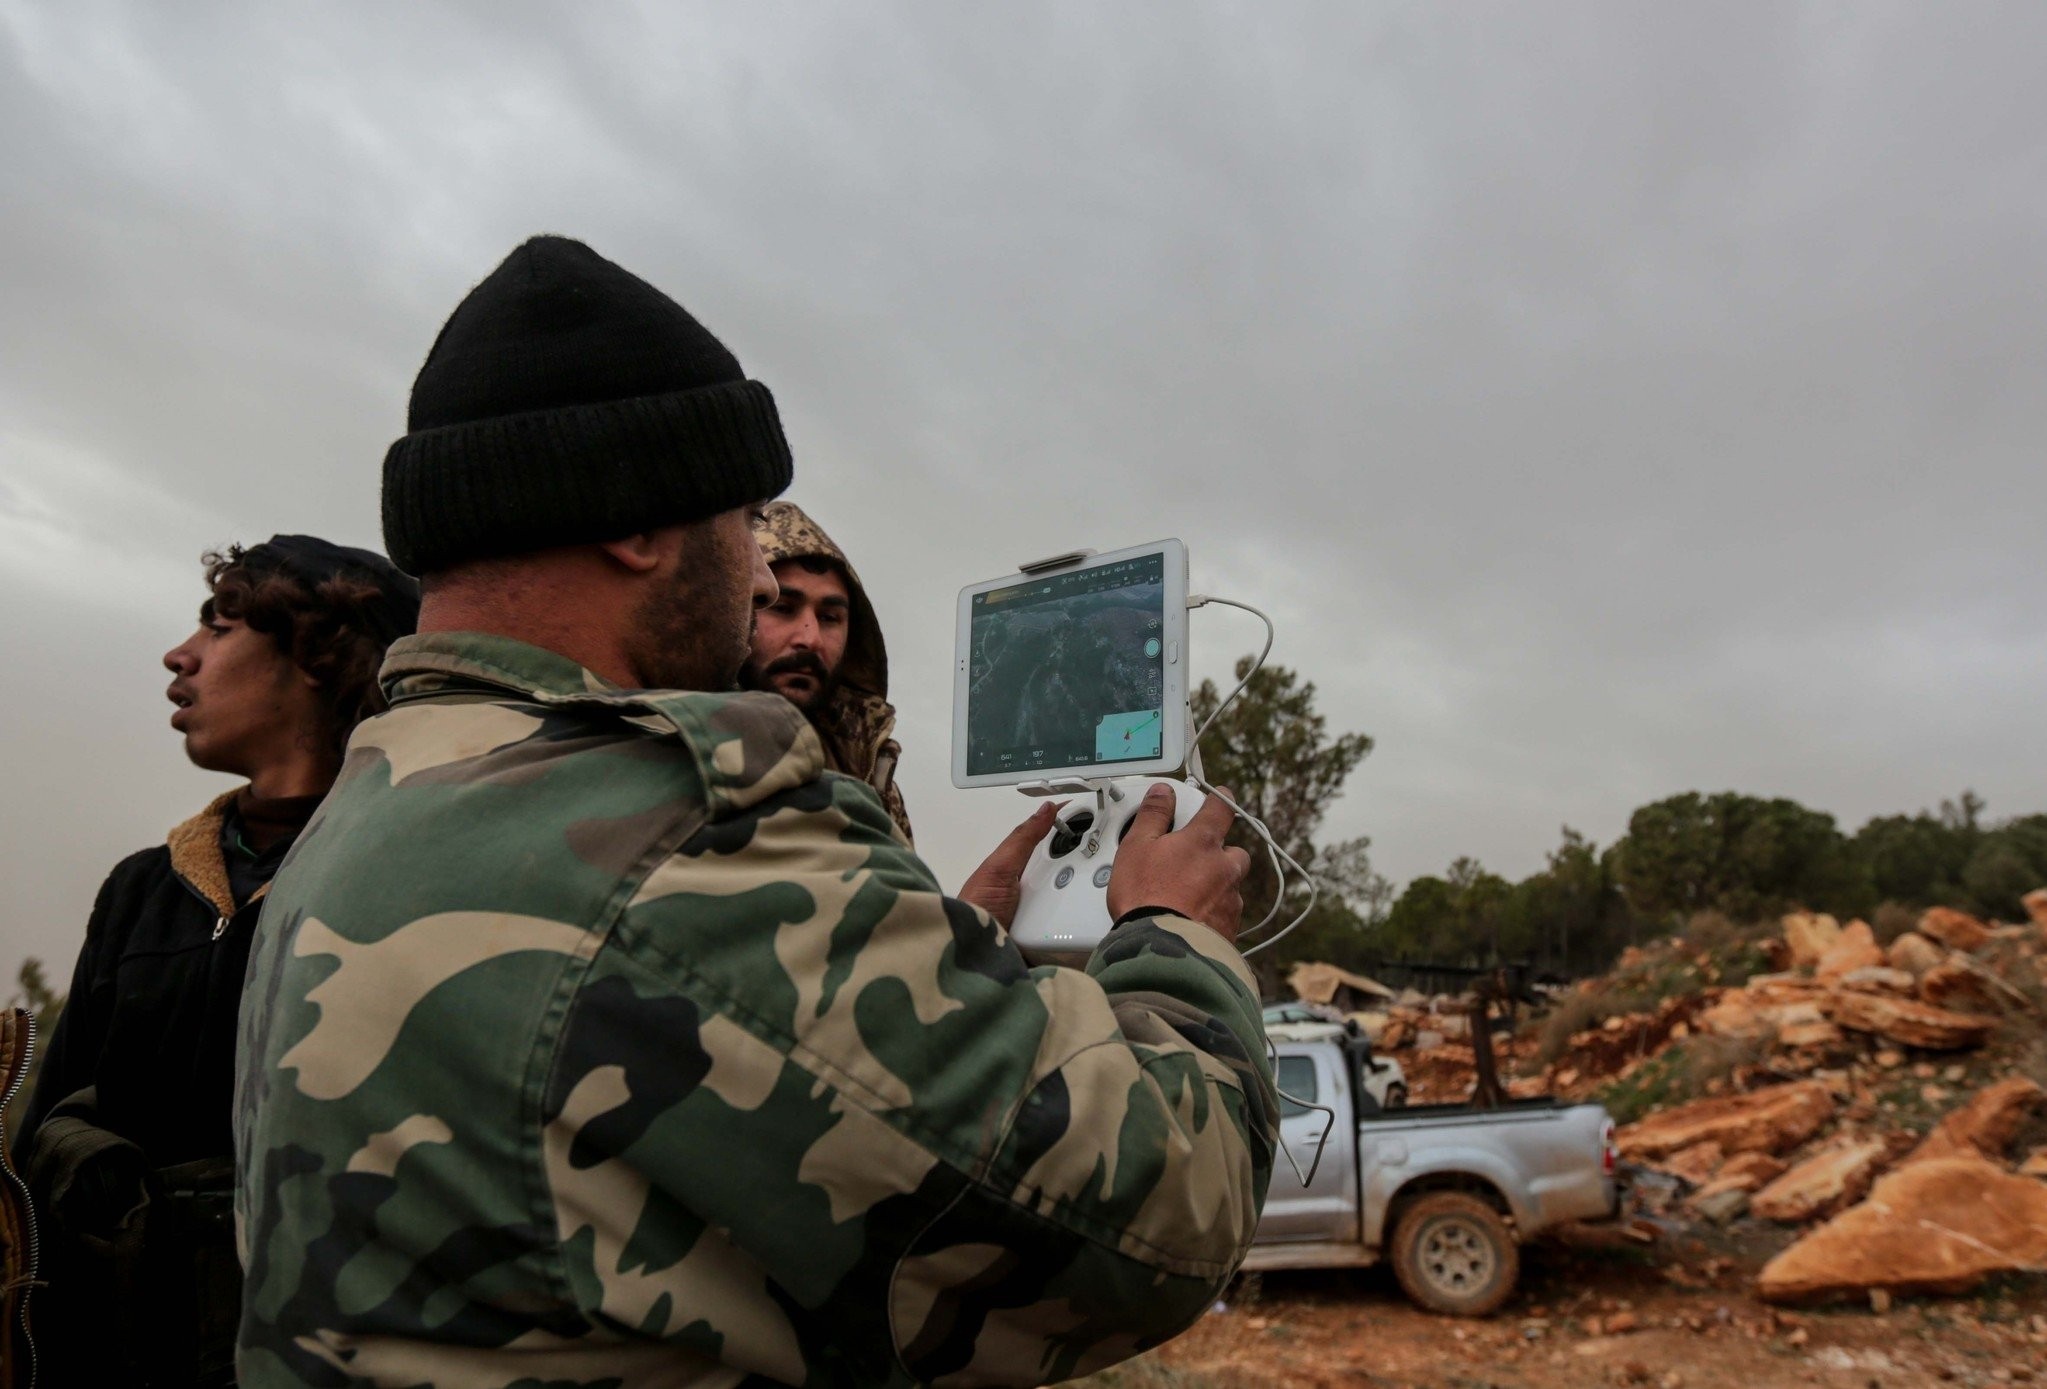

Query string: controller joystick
1010 776 1210 968
1047 811 1092 859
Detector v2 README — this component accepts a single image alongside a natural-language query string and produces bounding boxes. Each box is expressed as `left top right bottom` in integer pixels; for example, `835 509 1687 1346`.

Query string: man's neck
419 568 642 688
245 755 338 802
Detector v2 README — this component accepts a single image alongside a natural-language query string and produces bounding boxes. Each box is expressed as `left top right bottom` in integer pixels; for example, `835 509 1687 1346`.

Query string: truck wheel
1390 1191 1518 1317
1385 1082 1408 1109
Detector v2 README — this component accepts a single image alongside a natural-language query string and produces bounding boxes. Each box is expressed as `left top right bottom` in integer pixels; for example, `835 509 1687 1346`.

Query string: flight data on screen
964 553 1166 778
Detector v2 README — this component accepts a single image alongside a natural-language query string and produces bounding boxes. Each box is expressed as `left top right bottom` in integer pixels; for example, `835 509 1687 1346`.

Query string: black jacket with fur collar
15 791 275 1171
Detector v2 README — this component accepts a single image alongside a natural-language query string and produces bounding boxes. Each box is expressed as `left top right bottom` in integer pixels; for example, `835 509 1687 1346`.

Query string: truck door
1254 1045 1360 1244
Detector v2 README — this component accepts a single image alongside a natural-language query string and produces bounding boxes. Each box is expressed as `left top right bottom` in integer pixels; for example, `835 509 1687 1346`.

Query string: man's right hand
1106 783 1252 943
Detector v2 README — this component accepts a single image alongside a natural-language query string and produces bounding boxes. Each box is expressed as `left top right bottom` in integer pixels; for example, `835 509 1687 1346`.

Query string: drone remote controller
1010 776 1209 968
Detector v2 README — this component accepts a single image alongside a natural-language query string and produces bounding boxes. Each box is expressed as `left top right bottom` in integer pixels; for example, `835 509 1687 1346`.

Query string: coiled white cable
1183 595 1320 958
1181 595 1340 1184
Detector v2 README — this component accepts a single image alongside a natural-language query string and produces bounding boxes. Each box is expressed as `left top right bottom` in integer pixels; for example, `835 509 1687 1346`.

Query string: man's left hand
956 801 1060 929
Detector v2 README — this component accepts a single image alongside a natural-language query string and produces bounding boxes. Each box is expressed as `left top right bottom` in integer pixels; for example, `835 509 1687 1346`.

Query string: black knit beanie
381 236 793 574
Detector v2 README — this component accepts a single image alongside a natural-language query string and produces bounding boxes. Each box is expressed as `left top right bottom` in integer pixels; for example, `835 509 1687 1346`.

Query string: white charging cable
1184 596 1339 1185
1182 594 1320 958
1187 595 1275 745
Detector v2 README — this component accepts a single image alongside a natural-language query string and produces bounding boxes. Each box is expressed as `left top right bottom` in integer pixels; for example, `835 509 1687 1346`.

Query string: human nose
164 634 199 675
749 542 776 611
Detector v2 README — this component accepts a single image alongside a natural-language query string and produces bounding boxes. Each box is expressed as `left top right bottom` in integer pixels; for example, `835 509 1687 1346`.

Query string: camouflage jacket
234 632 1275 1388
753 502 912 844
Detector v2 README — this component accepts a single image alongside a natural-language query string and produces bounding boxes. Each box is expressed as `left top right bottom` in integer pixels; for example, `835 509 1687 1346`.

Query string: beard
623 521 759 692
740 649 841 713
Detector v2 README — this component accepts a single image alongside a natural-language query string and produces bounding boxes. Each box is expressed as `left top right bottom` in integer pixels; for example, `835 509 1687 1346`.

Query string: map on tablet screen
960 547 1176 781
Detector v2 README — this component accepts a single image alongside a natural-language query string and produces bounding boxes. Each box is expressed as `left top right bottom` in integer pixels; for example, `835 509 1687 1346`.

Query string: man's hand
957 801 1060 929
1107 784 1252 943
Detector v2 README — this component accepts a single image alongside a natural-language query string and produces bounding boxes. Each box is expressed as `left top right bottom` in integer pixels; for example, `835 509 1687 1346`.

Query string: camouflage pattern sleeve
552 770 1276 1386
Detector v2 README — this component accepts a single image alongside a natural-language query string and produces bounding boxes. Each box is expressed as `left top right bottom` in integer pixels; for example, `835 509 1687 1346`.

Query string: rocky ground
1083 890 2047 1388
1088 1233 2047 1387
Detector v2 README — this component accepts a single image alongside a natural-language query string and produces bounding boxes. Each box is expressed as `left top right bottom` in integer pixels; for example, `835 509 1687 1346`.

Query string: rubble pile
1601 903 2045 1305
1318 892 2047 1310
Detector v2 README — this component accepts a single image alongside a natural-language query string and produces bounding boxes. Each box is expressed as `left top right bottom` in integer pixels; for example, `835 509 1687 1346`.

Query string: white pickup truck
1246 1023 1620 1316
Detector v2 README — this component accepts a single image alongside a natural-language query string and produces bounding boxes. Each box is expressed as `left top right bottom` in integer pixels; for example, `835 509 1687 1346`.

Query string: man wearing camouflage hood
746 501 913 842
234 235 1275 1389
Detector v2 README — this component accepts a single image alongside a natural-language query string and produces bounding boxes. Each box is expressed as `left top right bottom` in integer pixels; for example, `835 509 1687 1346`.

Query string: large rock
1783 912 1842 970
1617 1080 1835 1160
2023 887 2047 931
1692 1187 1750 1225
1657 1140 1725 1185
1823 990 1994 1050
1697 996 1763 1038
1906 1078 2046 1165
1741 973 1826 1002
1691 1151 1790 1214
1750 1140 1889 1223
1815 920 1884 981
1779 1018 1843 1048
1918 907 1992 954
1756 1157 2047 1301
1885 931 1944 977
1719 1151 1789 1188
1917 956 1995 1012
1698 987 1832 1042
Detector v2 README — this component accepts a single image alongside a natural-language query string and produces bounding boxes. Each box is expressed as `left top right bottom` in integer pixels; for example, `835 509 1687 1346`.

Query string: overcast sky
5 1 2044 988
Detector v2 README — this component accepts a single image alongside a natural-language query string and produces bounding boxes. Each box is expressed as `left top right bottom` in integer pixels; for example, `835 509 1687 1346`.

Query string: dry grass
1678 1026 1777 1095
1679 910 1763 957
1529 931 1729 1069
2008 1036 2047 1160
1870 901 1921 946
1530 986 1609 1068
1985 940 2047 1064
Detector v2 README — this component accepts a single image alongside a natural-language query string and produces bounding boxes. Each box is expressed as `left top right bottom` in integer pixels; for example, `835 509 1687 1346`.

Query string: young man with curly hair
17 535 417 1389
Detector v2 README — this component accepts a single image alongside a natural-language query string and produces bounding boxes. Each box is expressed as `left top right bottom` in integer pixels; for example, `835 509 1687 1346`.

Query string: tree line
8 658 2038 1019
1192 658 2047 987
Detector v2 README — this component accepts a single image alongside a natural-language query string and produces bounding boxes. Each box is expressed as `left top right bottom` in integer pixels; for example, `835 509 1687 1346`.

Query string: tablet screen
964 550 1168 778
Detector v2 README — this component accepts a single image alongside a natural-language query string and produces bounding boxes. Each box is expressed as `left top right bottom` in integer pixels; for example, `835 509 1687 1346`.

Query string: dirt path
1089 1234 2047 1388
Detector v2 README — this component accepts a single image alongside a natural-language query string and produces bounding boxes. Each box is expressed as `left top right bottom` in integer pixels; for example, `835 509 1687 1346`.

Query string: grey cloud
4 1 2044 984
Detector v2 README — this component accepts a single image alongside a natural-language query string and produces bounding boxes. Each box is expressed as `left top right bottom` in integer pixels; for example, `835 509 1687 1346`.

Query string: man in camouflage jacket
746 501 914 843
235 236 1276 1388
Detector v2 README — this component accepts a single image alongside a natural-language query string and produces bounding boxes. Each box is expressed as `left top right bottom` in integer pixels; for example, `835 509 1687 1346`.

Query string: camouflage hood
752 501 888 702
752 501 910 840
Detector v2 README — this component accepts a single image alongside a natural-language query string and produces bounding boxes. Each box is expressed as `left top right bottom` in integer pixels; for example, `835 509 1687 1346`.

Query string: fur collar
164 789 246 919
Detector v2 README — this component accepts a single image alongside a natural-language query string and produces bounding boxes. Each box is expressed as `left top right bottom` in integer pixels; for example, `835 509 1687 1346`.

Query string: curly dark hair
200 546 397 758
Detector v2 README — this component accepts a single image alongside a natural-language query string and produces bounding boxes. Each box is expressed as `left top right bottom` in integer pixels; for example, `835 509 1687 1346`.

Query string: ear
597 533 667 574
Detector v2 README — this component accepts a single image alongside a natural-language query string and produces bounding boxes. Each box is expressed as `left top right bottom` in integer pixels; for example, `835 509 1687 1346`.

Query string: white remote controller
1010 776 1210 968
